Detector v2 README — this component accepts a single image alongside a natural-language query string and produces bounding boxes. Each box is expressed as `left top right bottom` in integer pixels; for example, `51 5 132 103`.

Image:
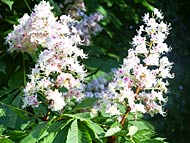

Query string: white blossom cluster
75 12 103 45
85 75 121 116
6 0 103 54
6 0 174 117
63 0 104 45
6 1 57 54
86 8 174 117
5 1 103 111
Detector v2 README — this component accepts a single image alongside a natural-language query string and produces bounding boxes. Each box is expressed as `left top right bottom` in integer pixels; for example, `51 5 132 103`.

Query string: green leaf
66 119 91 143
133 129 155 142
110 12 122 29
78 121 92 143
66 120 79 143
8 70 24 88
142 0 154 11
129 119 154 131
63 112 92 121
0 108 6 117
52 119 73 143
2 88 21 104
134 0 154 11
58 86 68 93
100 59 119 73
5 130 27 142
105 126 121 137
84 57 105 70
127 126 138 136
39 132 57 143
20 122 49 143
47 120 64 133
73 98 98 111
1 0 14 10
49 0 62 16
0 124 6 135
141 139 166 143
7 94 21 129
0 61 6 74
97 6 108 18
85 121 105 142
0 138 14 143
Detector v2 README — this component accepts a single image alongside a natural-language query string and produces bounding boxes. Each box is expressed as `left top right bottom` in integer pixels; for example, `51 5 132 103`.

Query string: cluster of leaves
0 97 167 143
0 0 173 143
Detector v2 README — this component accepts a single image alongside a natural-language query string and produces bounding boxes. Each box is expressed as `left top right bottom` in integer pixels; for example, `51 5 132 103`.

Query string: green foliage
73 98 98 111
1 0 14 10
0 61 6 74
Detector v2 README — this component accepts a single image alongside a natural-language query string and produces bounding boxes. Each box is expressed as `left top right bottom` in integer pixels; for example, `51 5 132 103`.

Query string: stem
108 106 131 143
120 106 131 126
108 86 141 142
120 85 141 126
107 136 117 143
24 0 32 12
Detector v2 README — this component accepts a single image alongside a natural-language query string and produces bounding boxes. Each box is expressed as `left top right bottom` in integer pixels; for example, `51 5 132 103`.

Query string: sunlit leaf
1 0 14 10
20 122 48 143
66 120 79 143
63 112 92 121
0 138 14 143
127 126 138 136
105 126 121 137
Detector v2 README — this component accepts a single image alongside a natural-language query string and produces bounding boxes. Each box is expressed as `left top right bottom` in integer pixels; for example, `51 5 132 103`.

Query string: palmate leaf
66 119 92 143
39 120 65 143
20 117 62 143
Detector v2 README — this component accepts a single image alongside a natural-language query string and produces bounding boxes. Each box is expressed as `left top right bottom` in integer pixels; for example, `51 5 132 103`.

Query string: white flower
143 53 159 66
134 103 146 114
96 8 174 117
159 57 172 67
22 94 39 108
153 8 163 20
106 104 121 116
46 89 66 111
